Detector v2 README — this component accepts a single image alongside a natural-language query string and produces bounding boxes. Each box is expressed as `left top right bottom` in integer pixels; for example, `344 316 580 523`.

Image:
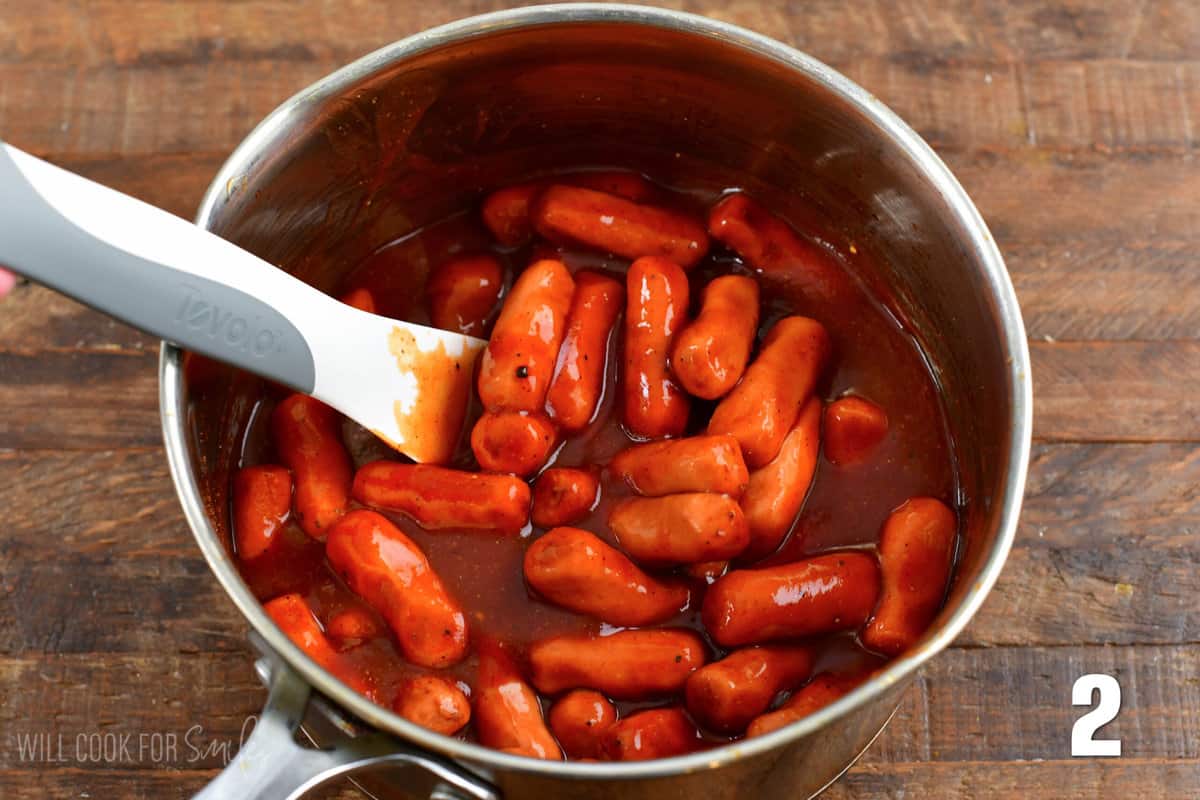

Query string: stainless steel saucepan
159 5 1032 798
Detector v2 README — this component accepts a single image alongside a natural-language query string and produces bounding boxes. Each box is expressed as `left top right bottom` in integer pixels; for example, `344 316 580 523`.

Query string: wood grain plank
5 339 1193 450
0 645 1194 773
1031 342 1200 443
828 759 1200 799
0 351 161 450
2 1 1197 67
47 147 1200 251
1008 241 1200 342
1 442 1195 659
4 240 1198 362
3 57 1197 157
846 58 1200 152
949 149 1200 245
0 653 262 770
0 769 362 800
1 155 1197 363
0 62 328 158
6 764 1197 800
0 449 247 654
864 644 1200 763
964 443 1200 647
0 283 157 352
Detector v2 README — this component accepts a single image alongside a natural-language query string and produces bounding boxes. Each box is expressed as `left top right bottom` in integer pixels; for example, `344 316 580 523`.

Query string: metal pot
159 4 1032 799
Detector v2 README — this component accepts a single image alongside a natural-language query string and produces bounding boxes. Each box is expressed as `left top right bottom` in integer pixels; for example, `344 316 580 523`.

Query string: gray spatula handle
0 142 320 392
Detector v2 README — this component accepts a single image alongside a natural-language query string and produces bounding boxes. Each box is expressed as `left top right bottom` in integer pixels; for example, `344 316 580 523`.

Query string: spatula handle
0 142 320 392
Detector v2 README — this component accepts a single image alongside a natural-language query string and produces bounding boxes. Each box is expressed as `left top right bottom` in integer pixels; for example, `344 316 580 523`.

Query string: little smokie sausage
702 552 881 647
524 527 690 626
684 646 813 734
683 560 728 584
608 493 749 565
533 185 709 269
622 256 691 439
823 396 889 466
393 675 471 736
477 259 575 412
862 497 957 656
548 690 618 759
470 410 558 477
474 640 562 759
338 287 377 314
545 270 624 431
531 468 599 528
746 670 873 737
233 465 292 560
609 434 748 497
740 398 821 560
324 606 381 647
481 173 656 247
272 394 353 539
426 254 504 336
528 629 707 698
483 183 542 246
353 461 530 535
707 316 830 468
325 510 468 669
671 275 760 399
263 593 374 697
600 708 699 761
708 192 850 305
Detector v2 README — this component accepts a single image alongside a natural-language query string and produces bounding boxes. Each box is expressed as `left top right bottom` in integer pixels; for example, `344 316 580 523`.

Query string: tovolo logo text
175 283 285 358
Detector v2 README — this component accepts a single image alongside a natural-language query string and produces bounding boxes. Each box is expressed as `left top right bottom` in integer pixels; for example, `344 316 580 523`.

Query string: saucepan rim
159 2 1032 780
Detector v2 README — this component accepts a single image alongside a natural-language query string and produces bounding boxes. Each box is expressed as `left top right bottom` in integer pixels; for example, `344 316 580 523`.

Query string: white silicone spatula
0 142 485 464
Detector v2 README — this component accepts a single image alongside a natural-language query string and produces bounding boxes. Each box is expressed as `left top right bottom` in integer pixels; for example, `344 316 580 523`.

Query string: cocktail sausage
478 259 574 412
740 398 821 559
474 640 561 759
548 690 618 759
671 275 760 399
272 394 352 539
263 593 374 697
524 527 689 625
470 410 558 477
746 670 873 737
531 468 599 528
325 510 468 669
609 493 749 565
702 552 881 647
233 465 292 560
609 434 748 497
684 646 813 733
862 498 957 655
353 461 530 535
622 256 691 439
533 185 709 268
708 192 850 304
427 254 504 336
824 396 889 466
600 708 699 761
393 675 472 736
707 316 829 468
546 270 624 431
528 629 707 698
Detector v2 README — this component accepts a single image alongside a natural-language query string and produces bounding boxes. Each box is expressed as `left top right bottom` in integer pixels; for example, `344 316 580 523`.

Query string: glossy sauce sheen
231 169 958 752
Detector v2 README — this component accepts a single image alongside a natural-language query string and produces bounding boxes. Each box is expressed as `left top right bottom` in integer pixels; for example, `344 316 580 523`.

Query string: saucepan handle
193 634 498 800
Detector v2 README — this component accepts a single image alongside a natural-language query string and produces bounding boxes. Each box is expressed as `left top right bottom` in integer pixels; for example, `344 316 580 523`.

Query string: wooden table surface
1 1 1197 798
